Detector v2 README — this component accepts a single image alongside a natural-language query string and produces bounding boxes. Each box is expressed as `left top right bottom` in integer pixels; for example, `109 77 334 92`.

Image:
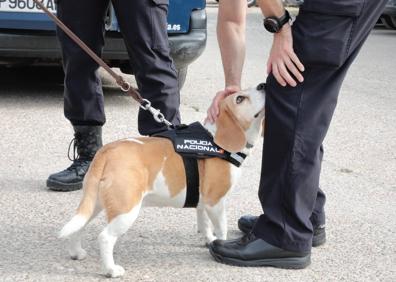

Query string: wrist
276 23 291 37
224 84 241 91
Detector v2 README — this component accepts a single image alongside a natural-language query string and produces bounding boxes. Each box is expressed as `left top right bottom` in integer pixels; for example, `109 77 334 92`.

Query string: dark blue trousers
56 0 180 135
253 0 388 252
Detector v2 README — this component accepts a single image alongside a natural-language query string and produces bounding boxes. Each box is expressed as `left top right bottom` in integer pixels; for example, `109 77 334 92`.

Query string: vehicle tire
381 16 396 29
391 16 396 28
177 66 188 90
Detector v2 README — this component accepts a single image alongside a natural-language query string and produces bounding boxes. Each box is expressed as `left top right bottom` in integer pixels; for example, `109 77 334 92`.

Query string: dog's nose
256 83 266 92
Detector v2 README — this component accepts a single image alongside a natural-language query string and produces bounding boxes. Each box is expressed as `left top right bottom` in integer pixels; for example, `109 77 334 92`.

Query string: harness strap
225 152 247 167
182 157 200 208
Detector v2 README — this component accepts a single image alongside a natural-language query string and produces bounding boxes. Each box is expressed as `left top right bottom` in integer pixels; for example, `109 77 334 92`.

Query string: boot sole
209 246 311 269
46 179 82 192
238 222 326 247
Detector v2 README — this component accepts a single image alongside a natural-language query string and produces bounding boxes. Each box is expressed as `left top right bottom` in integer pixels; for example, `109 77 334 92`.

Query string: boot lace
66 133 91 171
67 137 79 162
239 232 256 245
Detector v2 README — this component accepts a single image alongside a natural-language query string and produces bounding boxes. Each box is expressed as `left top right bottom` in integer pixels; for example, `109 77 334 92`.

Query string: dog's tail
59 152 106 239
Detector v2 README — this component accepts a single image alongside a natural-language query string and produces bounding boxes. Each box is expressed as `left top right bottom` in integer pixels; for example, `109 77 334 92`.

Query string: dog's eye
236 96 245 104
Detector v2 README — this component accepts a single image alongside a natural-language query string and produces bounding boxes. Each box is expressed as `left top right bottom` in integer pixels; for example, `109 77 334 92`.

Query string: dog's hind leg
99 188 143 278
68 203 102 260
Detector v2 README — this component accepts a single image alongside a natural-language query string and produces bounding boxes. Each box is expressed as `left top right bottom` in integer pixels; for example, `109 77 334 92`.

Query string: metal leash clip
139 99 173 127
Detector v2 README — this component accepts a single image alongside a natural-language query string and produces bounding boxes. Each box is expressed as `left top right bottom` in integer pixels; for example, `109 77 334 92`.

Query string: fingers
278 62 297 87
271 53 305 87
288 50 305 72
272 63 287 87
205 86 240 124
267 60 272 75
205 93 224 124
268 28 305 87
206 98 219 124
285 57 304 83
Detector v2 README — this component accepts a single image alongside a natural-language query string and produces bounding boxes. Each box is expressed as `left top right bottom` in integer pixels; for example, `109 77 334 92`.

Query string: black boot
47 126 102 192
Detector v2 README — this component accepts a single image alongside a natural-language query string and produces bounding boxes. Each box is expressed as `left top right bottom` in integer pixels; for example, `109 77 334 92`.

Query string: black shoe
47 126 102 192
209 232 311 269
238 215 326 247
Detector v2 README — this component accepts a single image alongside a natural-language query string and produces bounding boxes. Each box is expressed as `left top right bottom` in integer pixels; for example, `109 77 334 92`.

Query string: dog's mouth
254 109 264 118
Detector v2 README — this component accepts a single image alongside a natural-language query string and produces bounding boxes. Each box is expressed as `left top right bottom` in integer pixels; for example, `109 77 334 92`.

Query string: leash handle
32 0 174 127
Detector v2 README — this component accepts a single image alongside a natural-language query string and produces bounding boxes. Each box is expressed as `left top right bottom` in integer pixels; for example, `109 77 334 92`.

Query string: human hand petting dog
206 25 305 123
205 85 240 124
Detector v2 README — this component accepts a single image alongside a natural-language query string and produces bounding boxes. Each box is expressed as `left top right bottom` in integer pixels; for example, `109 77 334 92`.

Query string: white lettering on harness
184 139 213 146
176 139 224 154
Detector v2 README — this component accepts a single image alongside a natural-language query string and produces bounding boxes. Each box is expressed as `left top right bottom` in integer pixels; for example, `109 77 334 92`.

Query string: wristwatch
263 10 291 33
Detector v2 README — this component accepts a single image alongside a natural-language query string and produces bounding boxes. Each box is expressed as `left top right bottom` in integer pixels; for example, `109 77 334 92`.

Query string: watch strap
278 10 291 27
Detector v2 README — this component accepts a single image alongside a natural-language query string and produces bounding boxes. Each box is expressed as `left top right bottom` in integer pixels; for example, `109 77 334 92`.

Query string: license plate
0 0 56 13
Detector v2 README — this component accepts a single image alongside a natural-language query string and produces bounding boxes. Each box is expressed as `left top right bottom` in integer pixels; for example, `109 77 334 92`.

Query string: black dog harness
154 122 247 208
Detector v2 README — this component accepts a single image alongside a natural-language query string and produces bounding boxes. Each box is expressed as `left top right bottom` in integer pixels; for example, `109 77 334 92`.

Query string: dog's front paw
105 265 125 278
205 234 217 245
70 248 87 261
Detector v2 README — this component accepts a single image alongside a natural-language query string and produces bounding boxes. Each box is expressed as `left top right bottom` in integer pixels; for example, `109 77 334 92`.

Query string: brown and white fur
59 88 265 278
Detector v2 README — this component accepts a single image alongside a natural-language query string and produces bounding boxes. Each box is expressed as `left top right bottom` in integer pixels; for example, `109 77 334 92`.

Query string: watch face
264 18 279 33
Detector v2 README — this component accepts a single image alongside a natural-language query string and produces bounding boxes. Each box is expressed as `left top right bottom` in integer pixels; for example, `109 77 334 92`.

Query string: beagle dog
59 87 265 278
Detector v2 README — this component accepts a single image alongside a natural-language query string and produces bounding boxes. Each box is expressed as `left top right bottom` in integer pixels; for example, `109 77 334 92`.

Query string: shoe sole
238 222 326 248
209 246 311 269
46 179 82 192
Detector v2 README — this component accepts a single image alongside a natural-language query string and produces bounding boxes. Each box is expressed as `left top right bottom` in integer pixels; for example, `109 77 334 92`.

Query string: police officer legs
47 0 180 192
207 0 387 268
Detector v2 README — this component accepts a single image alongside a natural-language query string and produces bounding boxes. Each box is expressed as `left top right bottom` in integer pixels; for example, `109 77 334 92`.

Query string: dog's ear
214 104 247 153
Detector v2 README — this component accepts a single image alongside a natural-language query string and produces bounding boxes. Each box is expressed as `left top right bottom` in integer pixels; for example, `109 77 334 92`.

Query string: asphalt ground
0 6 395 282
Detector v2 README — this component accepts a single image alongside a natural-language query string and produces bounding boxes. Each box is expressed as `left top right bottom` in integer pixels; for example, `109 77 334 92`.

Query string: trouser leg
111 0 180 135
310 145 326 228
311 188 326 228
253 0 387 253
56 0 109 126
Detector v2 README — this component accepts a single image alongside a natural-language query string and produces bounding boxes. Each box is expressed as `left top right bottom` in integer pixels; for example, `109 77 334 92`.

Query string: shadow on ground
0 66 132 107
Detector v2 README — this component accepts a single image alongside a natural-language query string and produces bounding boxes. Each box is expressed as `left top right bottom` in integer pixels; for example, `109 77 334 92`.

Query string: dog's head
214 84 266 152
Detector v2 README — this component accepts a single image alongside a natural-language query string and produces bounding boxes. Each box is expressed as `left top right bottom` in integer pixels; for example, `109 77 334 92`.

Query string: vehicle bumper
0 9 207 70
383 1 396 17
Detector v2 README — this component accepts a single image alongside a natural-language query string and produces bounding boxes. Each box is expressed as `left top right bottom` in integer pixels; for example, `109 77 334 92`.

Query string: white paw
70 248 87 260
105 265 125 278
205 234 217 245
215 234 227 240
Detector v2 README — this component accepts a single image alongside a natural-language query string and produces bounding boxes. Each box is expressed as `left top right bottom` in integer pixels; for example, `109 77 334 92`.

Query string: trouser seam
282 72 309 243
